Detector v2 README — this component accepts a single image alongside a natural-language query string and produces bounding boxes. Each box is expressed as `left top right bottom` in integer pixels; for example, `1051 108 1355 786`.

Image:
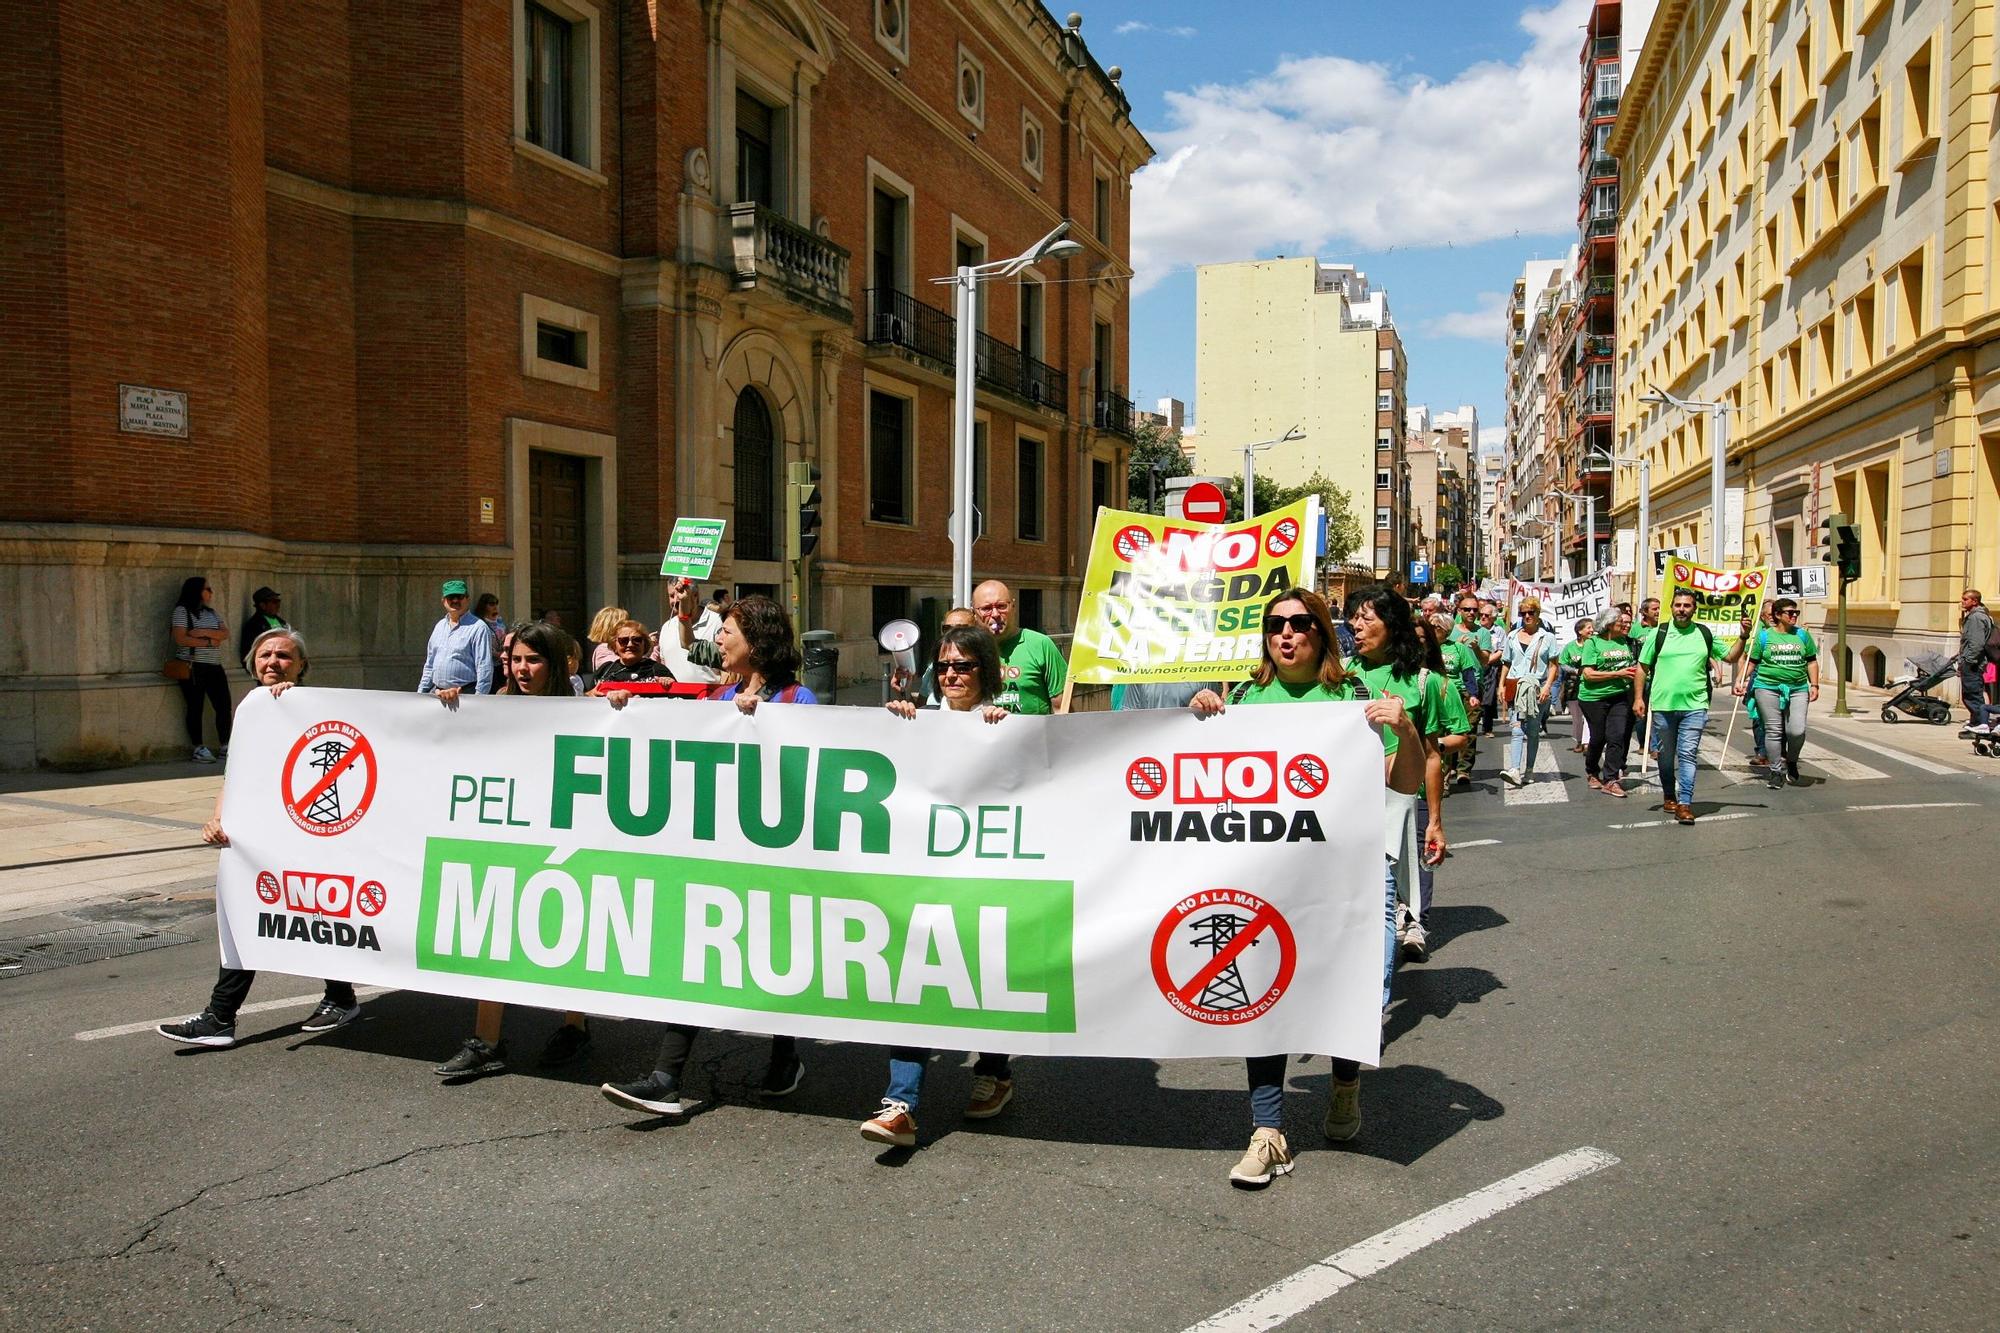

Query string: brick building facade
0 0 1151 768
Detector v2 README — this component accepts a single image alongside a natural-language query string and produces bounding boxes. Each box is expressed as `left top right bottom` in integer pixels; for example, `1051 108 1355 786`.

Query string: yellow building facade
1192 258 1409 575
1611 0 2000 686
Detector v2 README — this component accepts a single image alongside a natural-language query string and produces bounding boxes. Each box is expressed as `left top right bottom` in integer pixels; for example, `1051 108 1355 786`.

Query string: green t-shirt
1578 634 1638 701
1473 626 1495 654
1642 621 1732 712
994 628 1067 715
1748 626 1817 688
1230 677 1357 706
1353 659 1456 753
1558 640 1589 670
1439 637 1480 681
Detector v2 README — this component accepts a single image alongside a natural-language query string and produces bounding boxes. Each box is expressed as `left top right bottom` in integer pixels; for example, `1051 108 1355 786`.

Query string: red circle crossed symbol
1670 562 1691 584
255 871 281 905
281 721 378 837
355 880 388 917
1113 525 1155 563
1151 890 1297 1025
1742 570 1766 590
1265 517 1300 558
1126 756 1167 800
1283 753 1329 799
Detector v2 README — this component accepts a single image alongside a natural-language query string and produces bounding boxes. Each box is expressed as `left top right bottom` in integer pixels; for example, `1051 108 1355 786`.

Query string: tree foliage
1125 420 1194 514
1223 471 1364 565
1432 562 1465 592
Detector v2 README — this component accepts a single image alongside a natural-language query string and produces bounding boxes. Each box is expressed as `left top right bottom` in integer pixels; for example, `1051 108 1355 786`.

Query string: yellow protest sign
1658 557 1769 626
1068 501 1312 684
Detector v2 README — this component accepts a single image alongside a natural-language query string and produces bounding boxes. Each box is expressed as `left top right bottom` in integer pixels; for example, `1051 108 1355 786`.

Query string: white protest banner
217 689 1386 1063
1545 573 1613 641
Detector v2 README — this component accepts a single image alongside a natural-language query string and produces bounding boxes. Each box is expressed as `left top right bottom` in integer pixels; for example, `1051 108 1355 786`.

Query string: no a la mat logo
1151 889 1296 1025
281 721 378 837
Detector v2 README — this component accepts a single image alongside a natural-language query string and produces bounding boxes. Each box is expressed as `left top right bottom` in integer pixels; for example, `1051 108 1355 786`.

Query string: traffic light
1817 512 1861 586
786 461 822 563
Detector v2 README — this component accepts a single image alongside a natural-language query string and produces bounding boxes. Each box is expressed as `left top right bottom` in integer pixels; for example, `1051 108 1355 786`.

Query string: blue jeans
884 1049 1010 1115
1961 666 1989 728
1245 858 1394 1128
1506 698 1545 774
1652 707 1708 806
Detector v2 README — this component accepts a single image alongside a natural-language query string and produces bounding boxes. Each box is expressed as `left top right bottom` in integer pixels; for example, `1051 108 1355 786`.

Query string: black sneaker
599 1073 684 1116
1786 763 1803 785
158 1011 237 1048
299 999 360 1033
435 1036 508 1078
759 1051 805 1097
539 1022 592 1068
1767 771 1786 791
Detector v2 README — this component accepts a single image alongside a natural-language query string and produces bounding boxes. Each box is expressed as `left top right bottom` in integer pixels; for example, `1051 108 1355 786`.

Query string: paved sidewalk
1808 680 1996 776
0 760 223 925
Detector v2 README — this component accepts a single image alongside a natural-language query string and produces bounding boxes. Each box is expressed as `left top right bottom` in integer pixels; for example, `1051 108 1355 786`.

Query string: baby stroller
1879 650 1958 724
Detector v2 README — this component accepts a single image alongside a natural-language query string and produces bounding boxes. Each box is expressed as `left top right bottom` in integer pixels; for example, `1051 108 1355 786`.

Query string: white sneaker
191 746 217 764
1502 768 1523 786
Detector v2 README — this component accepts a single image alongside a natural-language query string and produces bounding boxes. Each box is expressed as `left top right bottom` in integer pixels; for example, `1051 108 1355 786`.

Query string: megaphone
877 618 920 675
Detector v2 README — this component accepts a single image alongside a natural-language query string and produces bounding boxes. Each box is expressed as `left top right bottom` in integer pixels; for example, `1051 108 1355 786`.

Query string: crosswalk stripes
1696 732 1887 782
1500 733 1570 807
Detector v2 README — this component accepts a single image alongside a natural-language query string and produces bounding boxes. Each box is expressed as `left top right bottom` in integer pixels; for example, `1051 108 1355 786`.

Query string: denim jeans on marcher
1506 699 1545 775
1653 708 1708 805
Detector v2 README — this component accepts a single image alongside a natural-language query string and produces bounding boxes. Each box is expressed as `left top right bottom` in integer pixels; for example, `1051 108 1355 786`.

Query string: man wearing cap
418 578 495 695
238 586 288 668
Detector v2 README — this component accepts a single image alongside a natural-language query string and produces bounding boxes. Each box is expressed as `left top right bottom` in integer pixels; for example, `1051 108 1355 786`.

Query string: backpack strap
1227 680 1253 705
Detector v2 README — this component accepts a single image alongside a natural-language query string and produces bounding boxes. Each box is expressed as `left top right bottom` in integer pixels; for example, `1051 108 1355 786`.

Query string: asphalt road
2 714 1995 1331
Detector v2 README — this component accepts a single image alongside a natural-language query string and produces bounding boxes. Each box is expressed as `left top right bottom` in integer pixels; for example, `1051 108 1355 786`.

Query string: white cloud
1425 291 1510 340
1116 21 1198 38
1479 427 1506 451
1131 1 1591 292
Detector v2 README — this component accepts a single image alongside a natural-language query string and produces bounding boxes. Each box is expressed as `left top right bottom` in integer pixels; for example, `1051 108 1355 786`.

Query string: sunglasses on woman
613 635 648 647
1263 613 1317 635
936 658 978 676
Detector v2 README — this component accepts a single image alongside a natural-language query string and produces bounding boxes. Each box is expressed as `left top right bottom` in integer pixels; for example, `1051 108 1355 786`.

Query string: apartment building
1611 0 2000 683
0 1 1150 767
1566 0 1623 577
1504 258 1569 578
1479 444 1509 577
1407 405 1479 578
1192 258 1409 576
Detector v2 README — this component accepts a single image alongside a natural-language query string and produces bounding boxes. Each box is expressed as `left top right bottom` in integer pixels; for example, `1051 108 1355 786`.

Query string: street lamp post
940 222 1085 608
1588 444 1650 586
1240 424 1305 519
1639 387 1729 568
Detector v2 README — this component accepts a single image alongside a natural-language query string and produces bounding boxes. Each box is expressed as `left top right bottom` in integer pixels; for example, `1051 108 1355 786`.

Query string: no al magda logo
1150 889 1296 1025
282 721 378 836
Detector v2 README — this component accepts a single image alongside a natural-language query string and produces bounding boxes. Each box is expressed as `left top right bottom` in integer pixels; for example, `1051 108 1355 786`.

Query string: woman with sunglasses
433 621 595 1080
1727 596 1820 790
855 624 1013 1148
598 590 818 1118
1190 588 1424 1189
590 618 663 691
1495 598 1561 786
1577 609 1640 797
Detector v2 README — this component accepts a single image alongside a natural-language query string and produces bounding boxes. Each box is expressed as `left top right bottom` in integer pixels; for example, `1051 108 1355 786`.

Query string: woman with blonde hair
585 605 631 671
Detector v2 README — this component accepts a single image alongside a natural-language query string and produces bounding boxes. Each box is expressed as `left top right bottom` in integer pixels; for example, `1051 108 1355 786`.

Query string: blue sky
1082 0 1641 444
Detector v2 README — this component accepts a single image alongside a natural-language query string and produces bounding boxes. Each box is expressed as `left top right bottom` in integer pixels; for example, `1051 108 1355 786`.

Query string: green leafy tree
1433 562 1465 592
1126 420 1193 514
1224 471 1363 564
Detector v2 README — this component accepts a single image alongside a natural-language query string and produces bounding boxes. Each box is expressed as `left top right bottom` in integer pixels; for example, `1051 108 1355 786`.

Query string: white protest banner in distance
217 689 1387 1063
1545 574 1613 641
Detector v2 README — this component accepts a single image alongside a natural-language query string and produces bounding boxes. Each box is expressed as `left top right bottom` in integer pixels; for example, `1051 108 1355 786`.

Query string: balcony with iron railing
1586 155 1617 181
1094 388 1136 440
1586 215 1617 241
1583 274 1615 302
860 288 1068 416
1592 93 1621 118
728 203 852 323
1576 387 1614 418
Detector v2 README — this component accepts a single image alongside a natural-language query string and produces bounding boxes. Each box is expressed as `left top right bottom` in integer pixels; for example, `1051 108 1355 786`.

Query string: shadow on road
1421 904 1507 955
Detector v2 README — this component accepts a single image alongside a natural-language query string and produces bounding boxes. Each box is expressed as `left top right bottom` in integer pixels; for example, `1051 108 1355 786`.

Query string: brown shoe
1604 781 1628 798
1587 776 1604 791
1676 805 1696 825
1660 799 1681 818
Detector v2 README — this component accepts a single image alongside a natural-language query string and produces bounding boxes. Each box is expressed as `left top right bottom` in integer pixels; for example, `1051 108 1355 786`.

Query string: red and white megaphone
877 618 920 675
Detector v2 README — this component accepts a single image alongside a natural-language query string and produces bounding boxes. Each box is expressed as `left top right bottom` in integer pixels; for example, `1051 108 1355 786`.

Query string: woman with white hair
158 628 364 1047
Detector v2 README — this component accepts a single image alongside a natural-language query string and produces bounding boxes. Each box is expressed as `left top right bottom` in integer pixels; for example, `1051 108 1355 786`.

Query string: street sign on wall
1775 565 1830 598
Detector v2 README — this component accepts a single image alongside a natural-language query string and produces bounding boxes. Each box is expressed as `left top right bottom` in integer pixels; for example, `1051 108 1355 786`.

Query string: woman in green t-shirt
1577 610 1640 797
1189 587 1422 1190
1729 596 1820 789
1559 618 1595 754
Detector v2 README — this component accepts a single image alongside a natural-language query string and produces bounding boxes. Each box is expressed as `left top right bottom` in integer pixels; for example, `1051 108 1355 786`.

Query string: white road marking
1182 1147 1620 1333
1809 727 1962 776
1844 802 1978 812
1502 735 1569 807
1453 838 1502 848
74 985 397 1041
1606 811 1757 830
1796 740 1886 782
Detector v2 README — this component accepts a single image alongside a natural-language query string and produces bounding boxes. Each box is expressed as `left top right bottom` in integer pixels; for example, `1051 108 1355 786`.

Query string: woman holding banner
433 621 596 1080
1190 587 1425 1189
1577 610 1639 797
856 624 1015 1149
598 593 817 1117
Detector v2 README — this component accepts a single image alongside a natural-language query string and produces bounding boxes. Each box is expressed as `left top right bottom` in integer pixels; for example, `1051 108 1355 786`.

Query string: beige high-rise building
1192 258 1409 576
1612 0 2000 685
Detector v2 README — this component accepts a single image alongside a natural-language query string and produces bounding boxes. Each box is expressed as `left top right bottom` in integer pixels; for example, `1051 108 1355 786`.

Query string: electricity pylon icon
304 739 350 825
1188 912 1256 1010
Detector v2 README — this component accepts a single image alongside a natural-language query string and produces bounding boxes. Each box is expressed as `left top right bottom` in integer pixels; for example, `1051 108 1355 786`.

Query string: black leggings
207 967 354 1024
1579 695 1633 780
178 663 232 748
652 1024 796 1079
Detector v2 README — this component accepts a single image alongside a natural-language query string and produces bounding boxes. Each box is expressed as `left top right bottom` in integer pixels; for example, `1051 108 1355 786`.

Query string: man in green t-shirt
974 579 1067 715
1728 596 1820 790
1635 591 1747 824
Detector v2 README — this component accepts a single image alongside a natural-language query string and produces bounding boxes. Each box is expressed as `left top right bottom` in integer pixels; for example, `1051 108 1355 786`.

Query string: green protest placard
659 517 727 580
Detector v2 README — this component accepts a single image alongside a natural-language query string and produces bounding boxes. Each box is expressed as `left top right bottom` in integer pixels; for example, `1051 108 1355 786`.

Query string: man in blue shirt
418 578 495 695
